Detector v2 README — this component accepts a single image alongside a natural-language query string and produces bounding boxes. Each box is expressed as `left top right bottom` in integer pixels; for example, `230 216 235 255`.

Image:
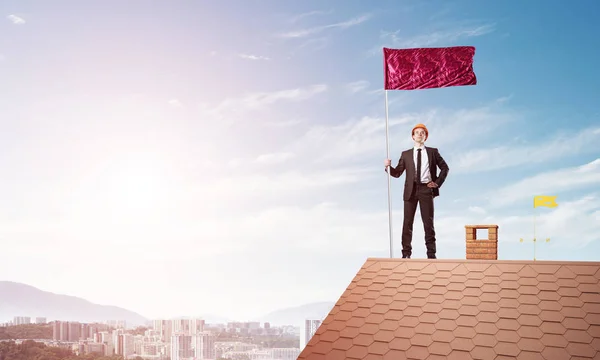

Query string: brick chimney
465 225 498 260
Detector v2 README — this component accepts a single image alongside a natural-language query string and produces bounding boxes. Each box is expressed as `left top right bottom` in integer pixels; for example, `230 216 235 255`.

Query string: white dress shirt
413 145 432 183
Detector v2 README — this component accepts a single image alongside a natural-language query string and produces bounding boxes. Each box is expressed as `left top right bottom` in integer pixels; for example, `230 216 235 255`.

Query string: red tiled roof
298 258 600 360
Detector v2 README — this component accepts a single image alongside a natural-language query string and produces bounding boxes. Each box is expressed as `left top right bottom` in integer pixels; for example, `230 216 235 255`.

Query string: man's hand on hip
427 181 438 188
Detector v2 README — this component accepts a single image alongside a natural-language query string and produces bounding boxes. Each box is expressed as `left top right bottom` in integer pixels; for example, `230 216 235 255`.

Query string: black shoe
428 255 437 259
402 255 410 259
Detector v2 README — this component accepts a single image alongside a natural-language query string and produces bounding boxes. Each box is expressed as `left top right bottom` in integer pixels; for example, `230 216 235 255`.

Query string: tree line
0 325 52 341
0 340 126 360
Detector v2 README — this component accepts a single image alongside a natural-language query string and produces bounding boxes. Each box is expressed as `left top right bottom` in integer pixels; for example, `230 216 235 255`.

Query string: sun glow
69 150 177 227
107 167 167 216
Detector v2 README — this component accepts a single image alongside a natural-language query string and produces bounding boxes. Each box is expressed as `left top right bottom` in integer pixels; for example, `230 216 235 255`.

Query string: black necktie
416 148 422 183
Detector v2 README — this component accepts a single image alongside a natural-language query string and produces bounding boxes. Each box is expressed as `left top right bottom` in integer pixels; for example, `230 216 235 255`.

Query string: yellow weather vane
520 195 557 261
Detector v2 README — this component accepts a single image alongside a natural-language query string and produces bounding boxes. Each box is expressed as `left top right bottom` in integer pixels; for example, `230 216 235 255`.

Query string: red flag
383 46 477 90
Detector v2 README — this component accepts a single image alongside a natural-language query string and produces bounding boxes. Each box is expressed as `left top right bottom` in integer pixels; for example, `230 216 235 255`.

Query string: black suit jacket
387 147 449 201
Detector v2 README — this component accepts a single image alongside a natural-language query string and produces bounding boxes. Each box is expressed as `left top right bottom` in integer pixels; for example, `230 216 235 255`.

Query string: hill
0 281 148 327
0 339 121 360
254 301 335 326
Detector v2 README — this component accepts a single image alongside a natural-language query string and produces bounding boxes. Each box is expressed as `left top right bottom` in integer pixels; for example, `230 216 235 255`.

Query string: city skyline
1 0 600 320
1 316 300 359
1 304 327 327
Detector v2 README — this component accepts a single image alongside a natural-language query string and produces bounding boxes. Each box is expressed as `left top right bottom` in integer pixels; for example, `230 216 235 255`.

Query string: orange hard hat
412 123 428 139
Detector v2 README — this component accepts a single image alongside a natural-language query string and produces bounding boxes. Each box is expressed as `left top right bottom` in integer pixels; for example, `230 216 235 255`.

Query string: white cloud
285 100 516 165
200 84 327 124
239 84 326 107
465 195 600 249
7 14 25 25
168 99 183 108
468 206 486 214
398 194 600 258
193 167 372 202
214 84 326 110
228 202 389 252
391 24 495 47
177 191 600 257
289 37 330 55
345 80 370 94
263 118 303 128
288 115 400 163
278 13 371 38
534 194 600 248
227 158 243 168
4 189 597 320
254 152 295 164
421 106 516 147
488 158 600 207
288 9 333 23
369 23 494 56
238 54 270 61
452 126 600 173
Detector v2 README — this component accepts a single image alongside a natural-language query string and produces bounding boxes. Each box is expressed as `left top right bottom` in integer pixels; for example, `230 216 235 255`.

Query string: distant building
52 321 62 341
152 319 169 342
84 343 105 356
299 319 322 351
80 323 93 340
271 348 301 360
189 318 205 335
36 317 47 324
117 333 135 357
171 319 189 335
13 316 31 325
68 322 81 342
171 333 193 360
152 318 207 344
52 321 101 342
107 320 126 329
195 332 216 359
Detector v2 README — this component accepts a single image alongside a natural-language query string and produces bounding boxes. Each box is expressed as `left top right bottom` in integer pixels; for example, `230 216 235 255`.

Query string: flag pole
384 89 393 258
533 205 537 261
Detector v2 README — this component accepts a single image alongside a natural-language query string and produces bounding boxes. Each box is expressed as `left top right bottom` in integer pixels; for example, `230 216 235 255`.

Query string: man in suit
384 124 449 259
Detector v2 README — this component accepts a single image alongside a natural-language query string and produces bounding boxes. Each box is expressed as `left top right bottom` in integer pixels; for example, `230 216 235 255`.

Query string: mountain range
0 281 149 327
0 281 334 327
253 302 334 326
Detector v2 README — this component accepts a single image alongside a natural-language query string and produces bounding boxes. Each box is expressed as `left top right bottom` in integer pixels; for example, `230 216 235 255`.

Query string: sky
1 0 599 322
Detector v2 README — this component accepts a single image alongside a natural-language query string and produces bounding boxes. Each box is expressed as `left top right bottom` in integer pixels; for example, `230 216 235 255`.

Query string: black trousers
401 182 436 258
